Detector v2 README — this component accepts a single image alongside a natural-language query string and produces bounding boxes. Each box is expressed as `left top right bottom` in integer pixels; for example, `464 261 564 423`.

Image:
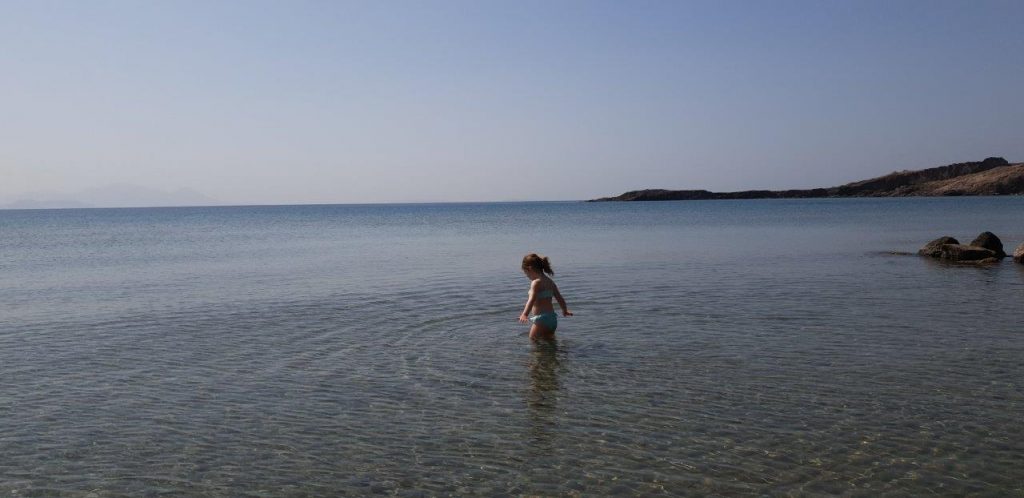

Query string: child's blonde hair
522 253 554 275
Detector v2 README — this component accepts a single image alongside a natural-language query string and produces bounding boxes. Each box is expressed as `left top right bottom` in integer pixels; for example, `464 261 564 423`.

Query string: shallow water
1 198 1023 495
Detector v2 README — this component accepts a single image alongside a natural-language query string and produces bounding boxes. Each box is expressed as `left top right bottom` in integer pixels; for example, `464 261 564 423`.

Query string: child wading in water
519 253 572 341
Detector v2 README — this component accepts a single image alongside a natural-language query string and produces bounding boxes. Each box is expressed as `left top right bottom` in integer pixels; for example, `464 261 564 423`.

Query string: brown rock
939 244 997 262
969 231 1006 258
1014 243 1024 263
918 236 959 257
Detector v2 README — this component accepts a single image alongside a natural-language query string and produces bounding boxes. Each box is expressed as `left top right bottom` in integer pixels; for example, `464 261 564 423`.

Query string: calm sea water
1 198 1022 496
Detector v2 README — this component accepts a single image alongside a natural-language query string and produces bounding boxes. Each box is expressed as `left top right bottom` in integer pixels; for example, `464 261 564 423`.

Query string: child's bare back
518 253 572 341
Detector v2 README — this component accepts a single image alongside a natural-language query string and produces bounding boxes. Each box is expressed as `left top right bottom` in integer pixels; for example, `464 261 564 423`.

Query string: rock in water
1014 243 1024 263
969 231 1006 258
939 244 997 262
918 236 959 257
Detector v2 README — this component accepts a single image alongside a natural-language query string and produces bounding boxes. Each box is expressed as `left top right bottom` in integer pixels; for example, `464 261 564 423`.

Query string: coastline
591 157 1023 201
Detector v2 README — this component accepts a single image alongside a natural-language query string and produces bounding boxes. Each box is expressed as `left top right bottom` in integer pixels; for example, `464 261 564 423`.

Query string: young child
519 253 573 341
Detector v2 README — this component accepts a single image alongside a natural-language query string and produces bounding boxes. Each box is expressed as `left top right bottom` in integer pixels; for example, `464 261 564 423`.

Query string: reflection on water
526 341 563 449
3 200 1024 495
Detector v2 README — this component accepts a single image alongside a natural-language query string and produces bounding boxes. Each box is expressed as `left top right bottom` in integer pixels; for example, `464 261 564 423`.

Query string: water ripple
3 201 1024 495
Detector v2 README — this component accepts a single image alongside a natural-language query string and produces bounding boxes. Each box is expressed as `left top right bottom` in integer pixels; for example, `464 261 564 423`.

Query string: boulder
1014 242 1024 263
938 244 997 262
918 236 959 257
969 231 1006 258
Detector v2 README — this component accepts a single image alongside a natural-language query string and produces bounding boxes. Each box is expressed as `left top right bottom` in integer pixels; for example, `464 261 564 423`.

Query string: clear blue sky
2 0 1022 205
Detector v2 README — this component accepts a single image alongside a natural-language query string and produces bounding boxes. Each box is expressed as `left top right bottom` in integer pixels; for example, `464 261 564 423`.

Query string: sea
1 198 1022 496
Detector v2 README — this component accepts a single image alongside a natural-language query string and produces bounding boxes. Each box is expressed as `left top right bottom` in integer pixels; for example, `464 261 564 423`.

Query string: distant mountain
2 184 219 209
591 157 1023 201
4 199 95 209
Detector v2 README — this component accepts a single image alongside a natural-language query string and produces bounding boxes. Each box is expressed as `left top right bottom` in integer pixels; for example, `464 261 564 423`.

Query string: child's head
522 253 554 276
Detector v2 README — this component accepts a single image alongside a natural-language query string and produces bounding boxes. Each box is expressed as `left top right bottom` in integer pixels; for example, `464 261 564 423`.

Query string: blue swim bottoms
529 312 558 331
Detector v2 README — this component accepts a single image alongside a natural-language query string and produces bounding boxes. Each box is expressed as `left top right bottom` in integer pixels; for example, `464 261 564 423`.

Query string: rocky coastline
591 157 1024 201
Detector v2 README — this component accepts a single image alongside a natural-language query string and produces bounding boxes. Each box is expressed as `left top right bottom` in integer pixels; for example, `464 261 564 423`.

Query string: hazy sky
2 0 1023 205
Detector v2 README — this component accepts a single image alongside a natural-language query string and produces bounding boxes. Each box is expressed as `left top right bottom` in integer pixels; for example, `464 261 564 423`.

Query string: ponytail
522 253 555 275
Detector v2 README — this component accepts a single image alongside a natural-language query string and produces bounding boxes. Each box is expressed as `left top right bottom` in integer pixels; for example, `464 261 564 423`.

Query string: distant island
590 157 1024 201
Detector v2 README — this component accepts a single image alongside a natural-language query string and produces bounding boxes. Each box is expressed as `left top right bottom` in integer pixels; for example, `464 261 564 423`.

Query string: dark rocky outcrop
591 157 1022 201
919 234 1010 263
918 236 960 257
1014 243 1024 264
938 244 998 263
969 232 1006 258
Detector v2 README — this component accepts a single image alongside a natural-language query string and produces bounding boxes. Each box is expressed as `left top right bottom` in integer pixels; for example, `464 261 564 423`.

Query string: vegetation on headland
590 157 1024 201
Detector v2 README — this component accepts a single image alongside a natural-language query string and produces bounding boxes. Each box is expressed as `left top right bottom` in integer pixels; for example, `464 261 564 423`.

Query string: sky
2 0 1023 206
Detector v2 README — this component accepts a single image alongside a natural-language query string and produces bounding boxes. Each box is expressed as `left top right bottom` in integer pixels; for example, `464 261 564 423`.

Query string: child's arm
553 285 573 317
519 280 540 322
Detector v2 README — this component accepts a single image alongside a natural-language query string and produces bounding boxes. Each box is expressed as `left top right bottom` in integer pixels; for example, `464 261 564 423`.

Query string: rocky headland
591 157 1024 201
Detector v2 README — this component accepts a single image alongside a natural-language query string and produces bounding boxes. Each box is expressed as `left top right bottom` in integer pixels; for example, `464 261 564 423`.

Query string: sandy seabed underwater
1 198 1022 495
